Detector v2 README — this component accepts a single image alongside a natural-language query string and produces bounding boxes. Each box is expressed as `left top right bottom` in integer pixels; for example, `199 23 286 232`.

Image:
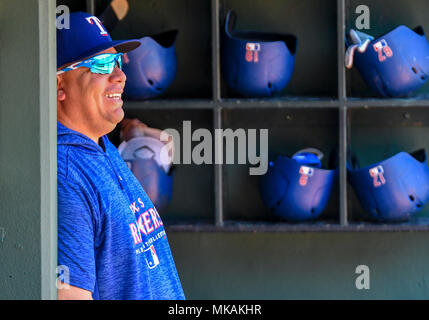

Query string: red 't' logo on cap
86 16 108 37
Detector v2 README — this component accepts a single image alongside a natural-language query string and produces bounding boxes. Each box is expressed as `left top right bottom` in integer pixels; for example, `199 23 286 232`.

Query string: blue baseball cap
57 12 141 69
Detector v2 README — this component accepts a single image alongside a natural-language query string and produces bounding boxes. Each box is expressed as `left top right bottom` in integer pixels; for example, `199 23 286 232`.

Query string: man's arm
57 282 93 300
57 177 98 300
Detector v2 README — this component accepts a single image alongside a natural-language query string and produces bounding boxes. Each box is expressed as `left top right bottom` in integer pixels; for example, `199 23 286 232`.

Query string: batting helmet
123 30 178 100
221 10 297 97
349 25 429 97
118 136 174 213
259 148 337 222
348 149 429 221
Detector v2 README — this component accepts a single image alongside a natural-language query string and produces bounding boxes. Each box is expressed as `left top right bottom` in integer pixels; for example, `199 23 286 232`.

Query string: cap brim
57 39 141 70
113 39 141 54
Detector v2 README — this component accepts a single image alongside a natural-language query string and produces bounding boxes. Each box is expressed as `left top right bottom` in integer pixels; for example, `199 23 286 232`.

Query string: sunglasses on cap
57 53 123 75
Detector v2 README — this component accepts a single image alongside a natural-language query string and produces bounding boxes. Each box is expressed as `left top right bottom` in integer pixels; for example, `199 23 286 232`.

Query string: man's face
57 48 127 141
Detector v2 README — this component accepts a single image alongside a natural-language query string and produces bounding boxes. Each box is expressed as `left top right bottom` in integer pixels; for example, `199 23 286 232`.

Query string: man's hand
120 118 148 141
120 118 173 146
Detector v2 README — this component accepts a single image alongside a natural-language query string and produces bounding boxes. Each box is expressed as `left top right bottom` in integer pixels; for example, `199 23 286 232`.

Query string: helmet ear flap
292 148 324 168
225 10 237 36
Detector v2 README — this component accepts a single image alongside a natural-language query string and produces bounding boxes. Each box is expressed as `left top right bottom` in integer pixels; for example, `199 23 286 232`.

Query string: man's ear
123 53 129 64
57 75 66 102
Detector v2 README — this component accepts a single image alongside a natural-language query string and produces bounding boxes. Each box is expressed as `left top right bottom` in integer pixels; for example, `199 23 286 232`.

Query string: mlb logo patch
144 245 160 269
373 39 393 62
245 42 261 63
369 165 386 187
299 166 314 187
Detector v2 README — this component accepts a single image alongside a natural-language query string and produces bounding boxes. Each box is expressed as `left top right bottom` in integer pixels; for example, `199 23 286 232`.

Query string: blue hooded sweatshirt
57 122 185 300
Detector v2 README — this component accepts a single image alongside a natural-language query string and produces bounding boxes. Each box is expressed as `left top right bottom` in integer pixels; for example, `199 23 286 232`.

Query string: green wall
169 232 429 299
0 0 57 300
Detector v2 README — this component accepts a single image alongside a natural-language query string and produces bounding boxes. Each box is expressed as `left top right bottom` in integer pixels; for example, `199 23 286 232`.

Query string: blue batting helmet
221 10 297 97
118 136 174 213
348 149 429 221
350 26 429 97
259 148 337 222
123 30 178 100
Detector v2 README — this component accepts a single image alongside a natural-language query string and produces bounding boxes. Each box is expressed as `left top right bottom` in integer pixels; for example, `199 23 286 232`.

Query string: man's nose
110 66 127 84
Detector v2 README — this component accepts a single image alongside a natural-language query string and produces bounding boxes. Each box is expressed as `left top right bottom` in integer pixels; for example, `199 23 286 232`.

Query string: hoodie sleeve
57 174 98 294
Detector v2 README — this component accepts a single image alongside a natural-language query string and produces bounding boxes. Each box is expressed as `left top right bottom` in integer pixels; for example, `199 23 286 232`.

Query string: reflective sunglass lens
91 54 122 74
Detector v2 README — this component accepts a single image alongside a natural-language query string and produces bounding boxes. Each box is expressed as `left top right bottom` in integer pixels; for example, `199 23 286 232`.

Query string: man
56 11 185 300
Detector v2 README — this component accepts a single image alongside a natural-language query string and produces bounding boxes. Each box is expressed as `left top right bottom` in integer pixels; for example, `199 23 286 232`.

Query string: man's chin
101 108 125 135
112 106 125 123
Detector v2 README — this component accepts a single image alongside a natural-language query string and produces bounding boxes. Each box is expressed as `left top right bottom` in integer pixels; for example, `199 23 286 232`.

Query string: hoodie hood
57 121 110 154
57 121 127 192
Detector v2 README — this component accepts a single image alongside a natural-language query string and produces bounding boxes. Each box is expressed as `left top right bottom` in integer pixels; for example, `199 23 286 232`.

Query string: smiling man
56 12 185 300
